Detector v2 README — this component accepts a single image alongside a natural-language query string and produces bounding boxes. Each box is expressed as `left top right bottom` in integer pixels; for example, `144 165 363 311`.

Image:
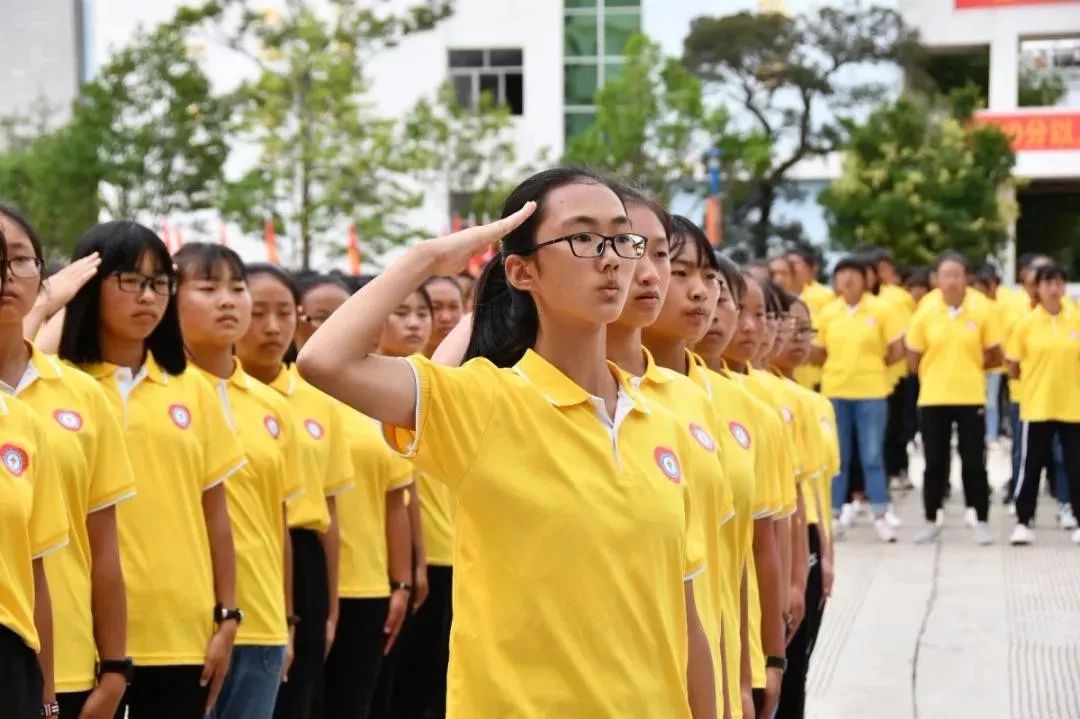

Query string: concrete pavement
806 443 1080 719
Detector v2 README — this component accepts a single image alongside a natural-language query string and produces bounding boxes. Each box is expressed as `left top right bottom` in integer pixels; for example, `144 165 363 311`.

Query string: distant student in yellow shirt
906 253 1003 546
1006 264 1080 546
787 247 834 391
0 229 69 719
0 207 134 719
298 168 718 719
234 265 355 719
811 256 905 543
422 275 466 360
60 223 245 719
972 263 1008 448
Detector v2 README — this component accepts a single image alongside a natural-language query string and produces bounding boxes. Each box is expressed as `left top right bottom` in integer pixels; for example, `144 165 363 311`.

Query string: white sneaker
973 522 993 546
874 517 897 543
885 507 903 528
965 507 978 528
832 513 847 541
914 523 941 544
839 503 857 528
854 499 871 520
1072 528 1080 545
1010 524 1035 546
935 508 945 527
1008 503 1017 516
1059 505 1078 530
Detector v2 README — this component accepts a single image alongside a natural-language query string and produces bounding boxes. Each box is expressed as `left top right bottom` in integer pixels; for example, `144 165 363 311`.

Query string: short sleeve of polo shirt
880 301 906 344
383 355 499 490
85 383 137 513
193 375 247 490
905 309 928 354
324 402 356 498
682 473 706 581
30 426 69 559
983 307 1005 349
384 453 415 493
275 400 305 502
813 305 834 350
1005 319 1027 362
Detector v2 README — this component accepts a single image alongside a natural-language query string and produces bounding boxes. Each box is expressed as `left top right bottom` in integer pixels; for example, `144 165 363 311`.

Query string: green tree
72 11 230 220
201 0 453 268
1019 68 1067 108
683 4 921 256
563 34 719 202
819 93 1016 266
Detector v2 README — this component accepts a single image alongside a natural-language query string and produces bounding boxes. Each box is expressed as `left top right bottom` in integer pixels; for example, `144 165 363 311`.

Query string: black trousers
276 529 329 719
920 405 989 523
121 666 207 718
0 626 42 719
388 565 454 719
58 691 91 718
885 380 909 477
324 597 389 719
777 528 824 719
1015 421 1080 526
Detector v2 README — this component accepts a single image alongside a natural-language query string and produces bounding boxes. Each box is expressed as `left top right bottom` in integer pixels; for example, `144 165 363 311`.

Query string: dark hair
934 251 970 274
296 272 350 303
464 167 618 367
761 280 789 315
715 253 746 302
854 244 894 268
246 262 301 306
976 262 1001 282
423 275 464 301
788 295 809 315
613 182 673 244
59 221 186 375
173 243 247 283
786 246 819 269
1035 264 1068 285
833 255 868 277
903 267 931 290
0 204 45 290
409 284 434 313
768 255 794 271
354 274 378 292
670 216 721 271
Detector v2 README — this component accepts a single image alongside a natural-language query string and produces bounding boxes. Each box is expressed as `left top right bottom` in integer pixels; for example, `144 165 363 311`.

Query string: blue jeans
831 398 889 514
209 645 286 719
985 373 1002 442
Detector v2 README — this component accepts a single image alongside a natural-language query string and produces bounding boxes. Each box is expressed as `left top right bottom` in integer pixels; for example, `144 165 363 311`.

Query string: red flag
264 218 280 264
347 224 361 276
161 221 173 253
704 196 723 247
218 220 228 246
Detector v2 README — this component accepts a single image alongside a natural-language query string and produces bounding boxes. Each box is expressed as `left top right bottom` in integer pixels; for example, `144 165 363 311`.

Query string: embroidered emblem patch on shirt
729 421 752 450
689 423 716 452
53 409 84 432
654 446 682 484
304 419 325 440
265 415 281 439
1 444 29 477
169 404 192 430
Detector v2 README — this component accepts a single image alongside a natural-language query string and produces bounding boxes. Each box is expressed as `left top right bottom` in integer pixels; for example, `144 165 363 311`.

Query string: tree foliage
819 94 1016 266
683 3 922 256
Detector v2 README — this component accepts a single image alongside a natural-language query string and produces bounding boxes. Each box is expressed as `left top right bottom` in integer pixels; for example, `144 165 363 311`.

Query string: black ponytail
463 166 615 367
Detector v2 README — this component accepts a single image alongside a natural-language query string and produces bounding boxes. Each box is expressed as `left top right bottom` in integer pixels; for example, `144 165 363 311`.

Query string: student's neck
843 292 862 306
724 356 749 374
1043 300 1063 315
642 331 689 375
0 322 30 389
187 344 235 380
245 361 281 385
773 362 795 380
697 349 724 373
943 289 965 308
606 323 646 377
534 322 615 400
792 278 808 294
100 333 147 371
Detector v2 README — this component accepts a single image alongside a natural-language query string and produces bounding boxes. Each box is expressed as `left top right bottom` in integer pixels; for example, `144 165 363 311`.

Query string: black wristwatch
96 657 134 684
214 603 244 625
766 655 788 672
286 613 301 627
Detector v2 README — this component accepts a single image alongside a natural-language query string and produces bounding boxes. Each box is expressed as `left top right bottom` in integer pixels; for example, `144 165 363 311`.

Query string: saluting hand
39 252 101 317
421 201 536 277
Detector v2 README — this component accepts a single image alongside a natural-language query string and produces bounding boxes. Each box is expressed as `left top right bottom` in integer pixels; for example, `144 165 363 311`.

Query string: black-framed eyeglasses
112 271 176 297
3 256 43 279
520 232 647 260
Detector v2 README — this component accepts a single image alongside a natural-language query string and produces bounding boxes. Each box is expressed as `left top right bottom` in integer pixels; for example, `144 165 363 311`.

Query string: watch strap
389 580 413 592
766 655 788 672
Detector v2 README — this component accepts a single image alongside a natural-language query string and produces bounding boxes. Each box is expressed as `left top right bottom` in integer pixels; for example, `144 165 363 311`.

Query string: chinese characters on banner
973 112 1080 151
956 0 1076 7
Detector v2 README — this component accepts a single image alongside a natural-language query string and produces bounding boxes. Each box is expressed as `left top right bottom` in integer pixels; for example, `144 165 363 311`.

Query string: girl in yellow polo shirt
906 253 1003 546
0 206 134 719
297 168 718 719
234 264 355 719
1006 264 1080 546
811 256 905 543
174 244 307 719
59 222 245 718
291 274 414 718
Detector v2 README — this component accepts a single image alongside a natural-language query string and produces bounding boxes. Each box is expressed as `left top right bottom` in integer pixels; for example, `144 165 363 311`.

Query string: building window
563 0 641 142
448 48 524 115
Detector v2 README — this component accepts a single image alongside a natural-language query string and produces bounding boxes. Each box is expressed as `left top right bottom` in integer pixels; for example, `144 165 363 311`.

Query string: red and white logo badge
781 406 794 423
966 320 978 331
729 421 752 450
264 415 281 439
1 444 29 477
1071 330 1080 342
169 404 192 429
53 409 83 432
820 417 833 436
865 317 877 327
689 423 716 452
304 419 324 440
654 446 682 484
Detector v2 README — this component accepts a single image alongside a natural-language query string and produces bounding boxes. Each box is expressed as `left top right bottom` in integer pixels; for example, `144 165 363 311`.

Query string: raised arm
297 205 534 427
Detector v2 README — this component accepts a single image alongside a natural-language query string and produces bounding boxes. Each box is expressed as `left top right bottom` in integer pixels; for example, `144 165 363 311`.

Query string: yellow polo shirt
0 393 69 653
816 295 905 399
795 282 836 389
9 347 135 690
905 289 1004 407
338 408 414 598
84 355 246 665
745 370 800 516
623 348 735 710
382 351 702 718
419 473 455 567
687 354 765 719
197 362 304 646
268 365 355 532
1006 305 1080 422
879 285 914 387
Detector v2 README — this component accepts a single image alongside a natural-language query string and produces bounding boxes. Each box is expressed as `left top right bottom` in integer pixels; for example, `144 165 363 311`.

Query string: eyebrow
558 214 631 230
